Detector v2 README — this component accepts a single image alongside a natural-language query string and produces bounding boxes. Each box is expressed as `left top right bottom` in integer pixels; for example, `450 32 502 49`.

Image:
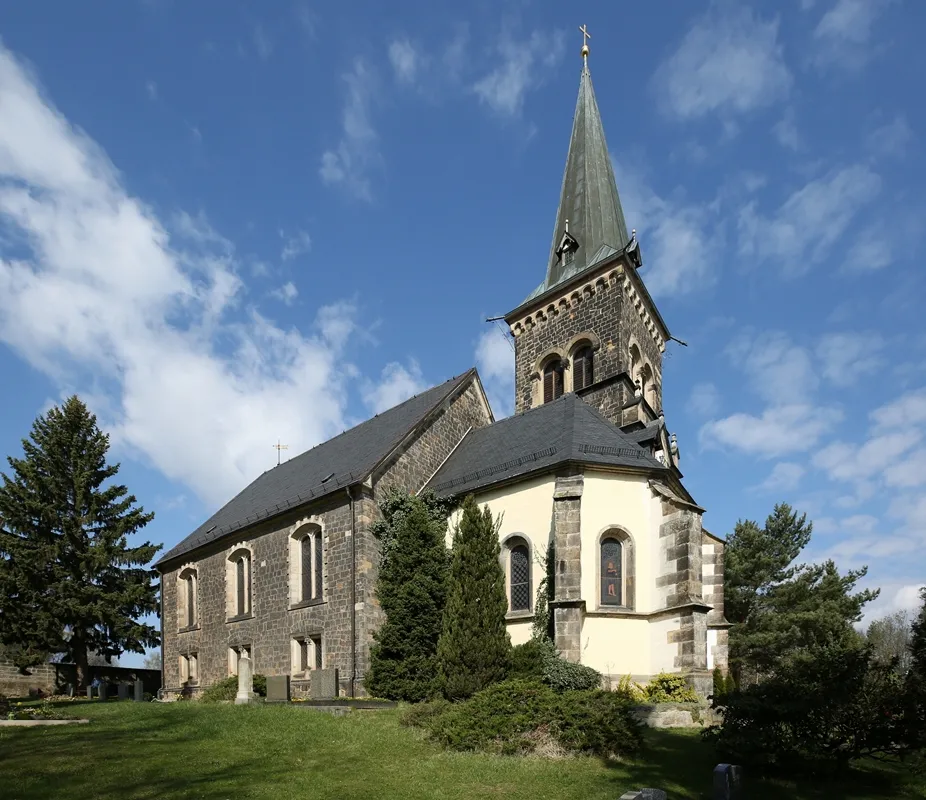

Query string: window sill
178 624 200 634
506 610 534 621
591 606 635 615
226 613 254 624
289 599 326 611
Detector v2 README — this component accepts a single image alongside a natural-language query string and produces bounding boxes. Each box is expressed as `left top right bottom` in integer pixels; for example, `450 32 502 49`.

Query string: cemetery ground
1 699 924 799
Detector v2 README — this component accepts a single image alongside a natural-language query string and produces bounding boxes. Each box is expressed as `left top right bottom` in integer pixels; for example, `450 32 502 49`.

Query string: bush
616 674 646 702
200 674 267 703
509 640 548 681
644 672 699 703
407 679 642 758
508 637 602 692
713 667 724 698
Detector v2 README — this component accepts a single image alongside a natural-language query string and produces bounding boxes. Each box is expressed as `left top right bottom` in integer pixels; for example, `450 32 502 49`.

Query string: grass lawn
0 700 923 800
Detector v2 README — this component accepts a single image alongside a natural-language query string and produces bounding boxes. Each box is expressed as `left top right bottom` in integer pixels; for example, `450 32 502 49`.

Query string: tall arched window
600 538 623 606
236 554 249 615
290 524 324 606
543 360 564 403
178 566 198 629
629 343 641 382
573 346 594 391
227 548 252 618
508 540 531 612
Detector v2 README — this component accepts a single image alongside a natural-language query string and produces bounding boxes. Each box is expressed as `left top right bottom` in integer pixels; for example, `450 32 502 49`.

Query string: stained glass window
601 539 622 606
510 543 530 611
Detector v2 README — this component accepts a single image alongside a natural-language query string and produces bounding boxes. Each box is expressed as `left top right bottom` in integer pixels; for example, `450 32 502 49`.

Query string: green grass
0 700 923 800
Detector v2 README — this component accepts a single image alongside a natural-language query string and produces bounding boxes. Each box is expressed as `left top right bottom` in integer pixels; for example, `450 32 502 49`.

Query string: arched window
508 540 531 612
236 554 250 615
640 363 653 406
629 343 641 382
227 548 252 619
290 524 324 606
573 346 594 391
178 566 198 629
543 360 564 403
600 538 623 606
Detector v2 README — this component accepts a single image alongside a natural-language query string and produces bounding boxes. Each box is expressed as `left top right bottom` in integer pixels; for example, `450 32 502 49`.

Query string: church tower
504 34 671 434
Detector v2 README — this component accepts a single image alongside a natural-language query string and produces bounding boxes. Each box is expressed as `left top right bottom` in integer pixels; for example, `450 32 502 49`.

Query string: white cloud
872 387 926 430
363 361 427 414
688 382 721 417
475 326 514 418
814 430 920 484
815 332 884 386
700 404 843 459
280 229 311 261
726 331 817 403
472 29 564 117
253 25 273 60
0 42 393 508
145 80 158 101
813 0 897 69
653 6 791 120
388 39 418 84
737 165 881 275
271 281 298 305
861 582 926 624
772 110 800 150
755 461 806 493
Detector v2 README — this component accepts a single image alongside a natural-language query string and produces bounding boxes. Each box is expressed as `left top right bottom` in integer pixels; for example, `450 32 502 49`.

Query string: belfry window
573 346 594 391
543 361 564 403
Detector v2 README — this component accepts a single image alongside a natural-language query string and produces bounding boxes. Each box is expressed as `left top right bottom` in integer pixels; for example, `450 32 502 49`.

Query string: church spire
543 28 631 293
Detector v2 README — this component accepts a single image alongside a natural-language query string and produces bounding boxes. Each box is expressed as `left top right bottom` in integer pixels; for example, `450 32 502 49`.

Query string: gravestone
309 667 339 700
117 683 130 701
134 679 144 702
713 763 743 800
619 791 667 800
98 682 108 701
266 675 290 703
86 685 94 699
67 684 74 697
235 654 257 705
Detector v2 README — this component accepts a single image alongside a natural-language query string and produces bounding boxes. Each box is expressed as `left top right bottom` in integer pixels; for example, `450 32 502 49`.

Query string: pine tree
437 495 510 700
366 491 450 701
0 396 161 689
905 586 926 751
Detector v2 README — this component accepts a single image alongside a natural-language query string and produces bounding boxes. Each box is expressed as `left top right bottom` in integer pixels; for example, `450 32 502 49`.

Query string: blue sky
1 0 924 666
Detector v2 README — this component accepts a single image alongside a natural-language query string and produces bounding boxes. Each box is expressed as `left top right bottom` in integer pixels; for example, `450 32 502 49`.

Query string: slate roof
426 392 666 498
156 370 477 567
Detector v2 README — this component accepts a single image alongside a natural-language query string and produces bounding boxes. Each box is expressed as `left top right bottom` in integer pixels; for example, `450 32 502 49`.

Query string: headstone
117 683 130 701
98 682 108 701
619 791 667 800
134 680 144 702
713 764 743 800
86 685 94 699
235 654 257 705
67 684 74 697
309 667 340 700
266 675 291 703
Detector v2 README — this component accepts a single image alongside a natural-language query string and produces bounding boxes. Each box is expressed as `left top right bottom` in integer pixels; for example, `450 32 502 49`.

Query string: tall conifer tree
0 396 160 689
437 495 509 700
367 492 450 701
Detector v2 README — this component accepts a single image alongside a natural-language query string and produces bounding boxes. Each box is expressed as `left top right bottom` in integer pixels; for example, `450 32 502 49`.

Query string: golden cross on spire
272 439 289 466
579 24 591 60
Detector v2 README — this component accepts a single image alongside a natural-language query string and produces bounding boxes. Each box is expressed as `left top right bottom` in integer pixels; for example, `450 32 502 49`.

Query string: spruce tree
0 396 161 689
437 495 510 700
367 492 450 701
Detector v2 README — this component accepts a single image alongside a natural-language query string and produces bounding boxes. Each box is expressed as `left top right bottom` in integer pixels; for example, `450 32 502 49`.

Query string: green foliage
904 587 926 753
644 672 699 703
530 541 555 642
705 639 910 775
371 489 456 571
436 496 510 700
200 674 267 703
725 503 878 685
713 667 725 698
616 674 646 702
508 640 548 681
407 679 643 758
367 492 449 702
866 610 913 673
541 646 602 692
724 673 736 696
0 396 161 689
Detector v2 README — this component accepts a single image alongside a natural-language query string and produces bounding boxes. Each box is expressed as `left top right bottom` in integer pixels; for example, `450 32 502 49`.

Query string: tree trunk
74 643 90 692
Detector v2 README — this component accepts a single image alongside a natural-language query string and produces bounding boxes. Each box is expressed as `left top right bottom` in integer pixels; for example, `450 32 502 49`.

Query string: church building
155 40 728 698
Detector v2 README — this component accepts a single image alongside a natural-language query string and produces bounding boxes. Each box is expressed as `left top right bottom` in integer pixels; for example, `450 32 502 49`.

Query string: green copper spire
538 48 631 298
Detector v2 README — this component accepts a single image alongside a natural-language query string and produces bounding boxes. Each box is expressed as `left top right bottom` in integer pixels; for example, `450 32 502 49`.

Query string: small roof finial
579 24 591 60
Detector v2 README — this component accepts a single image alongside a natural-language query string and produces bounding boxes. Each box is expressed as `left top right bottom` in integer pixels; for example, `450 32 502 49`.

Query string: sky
1 0 924 666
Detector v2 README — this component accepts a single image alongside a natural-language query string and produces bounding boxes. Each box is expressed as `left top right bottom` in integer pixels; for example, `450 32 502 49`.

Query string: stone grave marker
86 685 94 699
98 682 108 701
117 683 130 701
134 679 144 702
713 763 743 800
235 654 257 705
309 667 339 700
266 675 291 703
619 790 667 800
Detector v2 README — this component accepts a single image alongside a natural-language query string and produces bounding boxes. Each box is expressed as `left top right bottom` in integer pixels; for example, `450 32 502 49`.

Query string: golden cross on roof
579 24 591 59
272 439 289 466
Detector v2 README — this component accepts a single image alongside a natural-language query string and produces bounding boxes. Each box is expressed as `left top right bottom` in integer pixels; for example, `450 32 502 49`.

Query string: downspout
346 485 357 697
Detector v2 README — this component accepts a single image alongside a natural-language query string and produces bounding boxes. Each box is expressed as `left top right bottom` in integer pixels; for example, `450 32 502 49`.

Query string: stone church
156 48 728 698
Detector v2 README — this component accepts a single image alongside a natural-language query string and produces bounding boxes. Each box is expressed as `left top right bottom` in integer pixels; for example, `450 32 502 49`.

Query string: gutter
346 485 357 697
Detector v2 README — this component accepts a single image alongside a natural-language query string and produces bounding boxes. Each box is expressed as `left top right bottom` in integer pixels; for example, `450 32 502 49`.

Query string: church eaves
526 56 631 304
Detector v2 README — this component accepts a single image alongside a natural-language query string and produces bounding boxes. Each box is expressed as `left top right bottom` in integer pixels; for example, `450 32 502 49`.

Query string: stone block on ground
620 790 667 800
309 668 339 700
98 682 108 700
713 763 743 800
134 680 144 702
266 675 291 703
117 683 129 700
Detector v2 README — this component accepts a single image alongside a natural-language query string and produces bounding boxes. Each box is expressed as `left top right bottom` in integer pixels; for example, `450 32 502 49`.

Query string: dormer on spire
555 218 580 267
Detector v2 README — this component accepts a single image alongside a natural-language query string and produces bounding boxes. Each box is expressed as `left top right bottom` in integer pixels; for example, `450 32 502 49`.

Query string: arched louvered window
573 346 594 391
236 554 250 616
509 542 531 612
178 567 198 629
300 535 313 603
543 360 564 403
600 538 622 606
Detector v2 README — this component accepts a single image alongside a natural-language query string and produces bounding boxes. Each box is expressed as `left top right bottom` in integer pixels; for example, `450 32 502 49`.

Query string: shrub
509 637 602 692
616 674 646 702
200 674 267 703
399 698 451 729
712 667 724 698
408 679 642 758
724 673 736 696
644 672 699 703
509 640 548 681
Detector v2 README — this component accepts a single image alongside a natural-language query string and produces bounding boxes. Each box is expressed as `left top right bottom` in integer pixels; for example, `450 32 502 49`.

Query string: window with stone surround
177 566 198 630
507 539 531 612
543 360 564 403
289 523 324 607
598 528 635 609
226 547 252 620
291 635 322 677
572 345 594 391
228 644 251 676
179 652 198 684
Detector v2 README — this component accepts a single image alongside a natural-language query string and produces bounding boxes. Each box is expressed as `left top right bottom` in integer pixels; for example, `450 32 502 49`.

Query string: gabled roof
157 370 479 567
532 60 631 304
426 392 666 498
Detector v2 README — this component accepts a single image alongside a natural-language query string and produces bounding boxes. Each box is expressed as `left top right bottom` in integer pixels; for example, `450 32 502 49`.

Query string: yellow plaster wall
580 616 651 676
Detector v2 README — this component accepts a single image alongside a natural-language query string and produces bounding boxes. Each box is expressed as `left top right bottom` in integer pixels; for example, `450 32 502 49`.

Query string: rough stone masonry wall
511 271 627 424
551 471 584 663
619 275 664 412
702 536 729 672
